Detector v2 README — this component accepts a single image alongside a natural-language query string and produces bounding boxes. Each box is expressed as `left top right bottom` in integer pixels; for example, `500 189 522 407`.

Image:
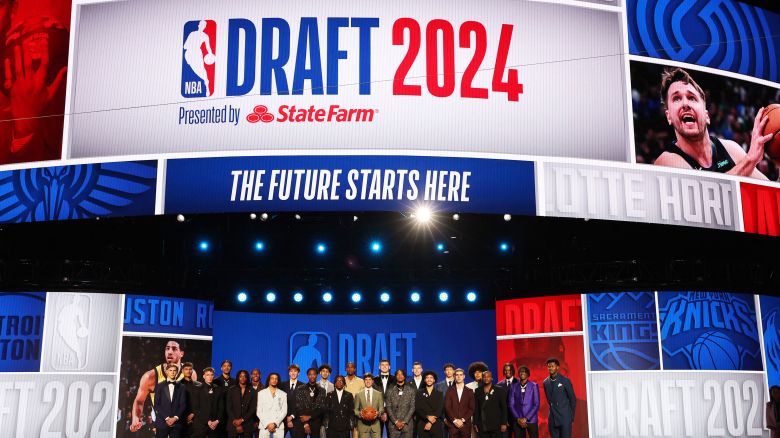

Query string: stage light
499 242 510 252
436 243 445 252
380 291 391 303
295 214 302 220
176 214 185 222
410 291 421 303
266 291 277 303
503 214 512 222
293 292 304 303
351 292 362 303
370 241 382 254
353 215 359 222
255 241 266 252
322 291 334 303
249 213 257 220
415 207 433 224
198 241 210 251
316 243 327 254
466 291 478 302
438 290 449 302
452 213 460 221
237 291 248 303
261 213 269 221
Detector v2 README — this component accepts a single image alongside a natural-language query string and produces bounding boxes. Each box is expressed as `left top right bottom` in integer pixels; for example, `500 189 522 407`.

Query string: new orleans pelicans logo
658 292 761 370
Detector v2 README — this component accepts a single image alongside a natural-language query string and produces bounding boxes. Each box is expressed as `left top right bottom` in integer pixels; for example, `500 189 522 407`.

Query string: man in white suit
257 373 288 438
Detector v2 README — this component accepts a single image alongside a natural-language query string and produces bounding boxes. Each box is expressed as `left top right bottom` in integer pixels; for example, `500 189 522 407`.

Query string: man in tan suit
354 373 384 438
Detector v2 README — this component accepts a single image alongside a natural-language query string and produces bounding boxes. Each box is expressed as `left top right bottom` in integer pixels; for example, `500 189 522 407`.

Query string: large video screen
0 292 213 438
497 291 776 438
2 0 780 236
212 309 497 378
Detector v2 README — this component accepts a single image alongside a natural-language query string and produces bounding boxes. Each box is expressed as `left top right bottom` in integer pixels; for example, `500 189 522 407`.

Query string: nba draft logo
290 331 330 370
50 293 92 371
181 20 217 98
658 291 761 370
587 292 660 371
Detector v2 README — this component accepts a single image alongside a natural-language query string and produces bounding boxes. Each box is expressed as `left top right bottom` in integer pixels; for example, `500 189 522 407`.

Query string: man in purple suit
507 366 538 438
154 363 190 438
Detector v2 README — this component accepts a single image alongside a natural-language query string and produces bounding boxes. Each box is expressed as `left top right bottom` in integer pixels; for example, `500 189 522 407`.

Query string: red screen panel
496 295 583 337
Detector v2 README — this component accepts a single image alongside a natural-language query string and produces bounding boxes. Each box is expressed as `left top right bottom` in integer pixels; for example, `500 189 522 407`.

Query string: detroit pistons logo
181 20 217 98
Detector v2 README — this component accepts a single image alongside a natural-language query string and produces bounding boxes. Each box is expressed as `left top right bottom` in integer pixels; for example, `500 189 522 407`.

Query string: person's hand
500 424 507 432
381 413 387 422
474 425 480 433
426 416 437 423
304 424 311 434
129 421 143 432
165 417 176 426
187 413 195 424
519 418 527 427
748 107 776 164
287 420 294 429
300 415 311 422
208 420 218 430
267 422 277 432
236 424 244 434
233 418 244 427
424 422 432 431
453 419 463 428
395 420 403 430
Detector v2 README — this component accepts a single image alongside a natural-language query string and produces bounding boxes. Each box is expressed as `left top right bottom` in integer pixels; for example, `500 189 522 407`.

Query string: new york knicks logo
289 332 330 370
658 292 761 370
181 20 217 98
588 292 660 371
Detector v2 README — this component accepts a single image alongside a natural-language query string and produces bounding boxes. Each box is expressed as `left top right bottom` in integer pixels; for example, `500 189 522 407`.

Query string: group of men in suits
147 357 576 438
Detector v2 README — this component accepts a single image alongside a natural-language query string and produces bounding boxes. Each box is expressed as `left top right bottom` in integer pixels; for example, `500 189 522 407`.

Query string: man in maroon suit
444 369 474 438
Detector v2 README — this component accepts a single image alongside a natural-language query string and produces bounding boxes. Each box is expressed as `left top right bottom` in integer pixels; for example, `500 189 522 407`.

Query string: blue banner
0 161 157 223
165 156 535 215
123 295 213 336
627 0 779 82
587 292 660 371
0 292 45 372
658 291 762 371
212 310 496 378
761 295 780 388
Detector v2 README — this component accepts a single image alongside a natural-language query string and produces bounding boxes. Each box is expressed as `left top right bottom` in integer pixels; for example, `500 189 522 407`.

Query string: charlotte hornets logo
588 292 660 371
658 292 761 370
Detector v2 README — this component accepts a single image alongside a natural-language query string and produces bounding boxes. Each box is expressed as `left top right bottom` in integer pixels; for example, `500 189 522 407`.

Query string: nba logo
181 20 217 98
290 331 330 370
51 293 91 371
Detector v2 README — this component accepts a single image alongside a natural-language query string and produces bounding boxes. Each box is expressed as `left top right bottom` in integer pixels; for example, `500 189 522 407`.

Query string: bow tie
167 380 175 384
382 375 389 379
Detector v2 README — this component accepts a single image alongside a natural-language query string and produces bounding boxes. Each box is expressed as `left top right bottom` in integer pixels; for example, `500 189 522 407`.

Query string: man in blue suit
154 363 189 438
541 359 575 438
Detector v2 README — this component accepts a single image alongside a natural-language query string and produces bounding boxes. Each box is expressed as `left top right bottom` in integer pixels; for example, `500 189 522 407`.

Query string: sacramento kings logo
658 292 761 370
588 292 660 371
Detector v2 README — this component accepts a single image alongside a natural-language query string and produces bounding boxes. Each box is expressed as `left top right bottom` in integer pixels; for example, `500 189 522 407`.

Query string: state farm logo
246 105 275 123
246 104 376 124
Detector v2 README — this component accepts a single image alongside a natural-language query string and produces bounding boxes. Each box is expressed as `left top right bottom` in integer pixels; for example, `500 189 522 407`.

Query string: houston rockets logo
658 292 761 370
181 20 217 98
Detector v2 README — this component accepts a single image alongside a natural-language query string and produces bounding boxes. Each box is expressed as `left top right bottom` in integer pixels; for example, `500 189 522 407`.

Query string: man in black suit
374 359 395 438
191 367 225 438
154 363 189 438
280 364 303 438
293 367 328 438
495 363 515 438
415 371 444 438
325 375 354 438
410 363 424 391
227 370 258 438
541 359 575 438
474 371 507 438
180 362 202 437
216 360 236 388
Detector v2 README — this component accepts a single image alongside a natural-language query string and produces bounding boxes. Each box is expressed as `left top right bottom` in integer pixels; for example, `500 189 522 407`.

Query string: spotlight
410 291 421 303
438 290 449 302
261 213 269 221
436 243 445 252
255 241 266 251
370 241 382 254
415 207 433 224
176 214 185 222
293 292 304 303
452 213 460 221
503 214 512 222
249 213 257 220
466 291 477 302
353 215 359 222
351 292 362 303
380 291 391 303
295 214 302 220
266 291 277 303
316 243 327 254
499 242 510 252
237 291 248 303
322 291 334 303
198 241 210 251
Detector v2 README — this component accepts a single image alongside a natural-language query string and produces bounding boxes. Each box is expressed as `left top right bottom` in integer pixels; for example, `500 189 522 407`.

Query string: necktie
292 382 295 391
367 389 371 405
448 381 452 388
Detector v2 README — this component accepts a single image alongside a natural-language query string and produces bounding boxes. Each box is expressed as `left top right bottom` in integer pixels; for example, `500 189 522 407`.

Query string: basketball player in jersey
129 340 198 432
653 68 774 180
